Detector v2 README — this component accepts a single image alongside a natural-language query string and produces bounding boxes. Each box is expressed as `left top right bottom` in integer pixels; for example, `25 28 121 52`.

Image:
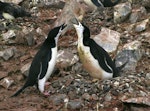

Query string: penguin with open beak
71 18 125 79
0 1 31 20
11 24 67 97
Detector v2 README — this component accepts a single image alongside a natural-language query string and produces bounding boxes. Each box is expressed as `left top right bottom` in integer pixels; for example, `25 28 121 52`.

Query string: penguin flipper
91 0 104 7
89 40 114 73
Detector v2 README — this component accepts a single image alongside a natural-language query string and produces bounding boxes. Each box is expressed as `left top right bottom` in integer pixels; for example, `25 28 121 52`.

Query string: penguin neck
76 30 90 47
43 37 58 48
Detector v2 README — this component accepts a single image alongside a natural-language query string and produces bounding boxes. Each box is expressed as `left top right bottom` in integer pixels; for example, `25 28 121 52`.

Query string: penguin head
71 18 90 39
47 23 67 42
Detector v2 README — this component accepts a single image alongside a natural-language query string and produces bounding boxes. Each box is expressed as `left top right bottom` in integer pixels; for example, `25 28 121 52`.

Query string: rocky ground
0 0 150 111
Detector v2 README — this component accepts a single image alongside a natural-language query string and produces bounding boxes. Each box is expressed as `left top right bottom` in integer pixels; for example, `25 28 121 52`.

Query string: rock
135 19 149 32
93 27 121 53
56 49 79 69
91 94 99 100
20 62 31 77
104 93 112 102
0 47 17 60
2 30 16 41
82 93 91 100
0 71 8 80
29 0 65 8
128 0 141 4
67 100 82 110
71 62 83 74
129 6 147 23
146 73 150 80
122 96 150 106
25 31 36 46
0 77 14 89
49 94 68 106
115 41 143 71
114 81 120 87
54 0 85 35
124 18 150 33
15 29 36 46
142 0 150 8
114 2 132 23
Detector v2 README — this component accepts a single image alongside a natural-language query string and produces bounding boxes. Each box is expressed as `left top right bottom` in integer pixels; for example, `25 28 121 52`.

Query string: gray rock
0 77 14 89
129 6 147 23
71 62 83 74
25 32 36 46
68 100 82 110
104 93 112 101
29 0 65 8
93 27 121 53
56 49 79 69
82 93 91 100
115 41 143 71
142 0 150 8
2 30 16 41
49 94 68 106
114 2 132 23
135 19 149 32
128 0 141 4
146 73 150 80
0 47 16 60
91 94 99 100
20 62 31 77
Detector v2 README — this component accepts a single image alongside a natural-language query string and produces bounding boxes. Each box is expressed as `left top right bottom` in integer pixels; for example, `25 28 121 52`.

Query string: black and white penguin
11 24 67 97
0 1 31 20
83 0 121 9
71 18 124 79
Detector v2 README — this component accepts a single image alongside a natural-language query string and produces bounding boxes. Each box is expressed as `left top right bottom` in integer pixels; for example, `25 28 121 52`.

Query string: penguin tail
10 84 28 97
113 58 128 77
116 60 128 73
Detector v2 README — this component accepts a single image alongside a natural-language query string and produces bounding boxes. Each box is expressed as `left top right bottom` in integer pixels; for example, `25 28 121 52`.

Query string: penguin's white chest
46 47 57 78
78 43 113 79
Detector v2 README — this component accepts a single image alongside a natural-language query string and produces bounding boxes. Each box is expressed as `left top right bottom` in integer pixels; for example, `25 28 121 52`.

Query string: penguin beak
61 23 67 30
70 18 79 25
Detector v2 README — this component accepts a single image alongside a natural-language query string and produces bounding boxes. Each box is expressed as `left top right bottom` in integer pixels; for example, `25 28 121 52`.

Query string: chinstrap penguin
71 18 126 79
11 24 67 97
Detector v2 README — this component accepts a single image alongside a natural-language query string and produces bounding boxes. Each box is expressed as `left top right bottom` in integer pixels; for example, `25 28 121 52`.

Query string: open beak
70 18 79 25
61 23 67 30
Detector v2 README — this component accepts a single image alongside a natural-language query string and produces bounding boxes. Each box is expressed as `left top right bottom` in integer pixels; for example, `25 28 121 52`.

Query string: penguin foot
43 91 50 96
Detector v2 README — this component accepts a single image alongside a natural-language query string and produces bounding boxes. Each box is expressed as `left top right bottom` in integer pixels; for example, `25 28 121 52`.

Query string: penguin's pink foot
43 91 50 96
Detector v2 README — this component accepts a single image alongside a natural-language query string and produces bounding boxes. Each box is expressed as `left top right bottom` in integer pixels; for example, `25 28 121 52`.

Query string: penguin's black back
82 23 118 76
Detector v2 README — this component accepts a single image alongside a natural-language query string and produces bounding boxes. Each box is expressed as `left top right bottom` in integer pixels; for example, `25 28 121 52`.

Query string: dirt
0 3 150 111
